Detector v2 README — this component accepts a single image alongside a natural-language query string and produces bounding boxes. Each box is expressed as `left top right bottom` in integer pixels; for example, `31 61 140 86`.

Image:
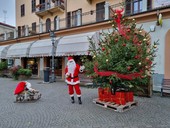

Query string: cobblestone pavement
0 78 170 128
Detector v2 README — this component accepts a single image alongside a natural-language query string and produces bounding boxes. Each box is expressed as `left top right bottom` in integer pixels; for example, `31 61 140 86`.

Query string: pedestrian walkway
0 78 170 128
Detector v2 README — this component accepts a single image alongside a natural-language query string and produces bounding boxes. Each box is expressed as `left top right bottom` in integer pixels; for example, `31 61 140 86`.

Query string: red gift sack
14 81 26 95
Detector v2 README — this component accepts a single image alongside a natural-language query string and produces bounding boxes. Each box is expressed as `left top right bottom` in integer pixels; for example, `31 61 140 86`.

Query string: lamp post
49 30 56 83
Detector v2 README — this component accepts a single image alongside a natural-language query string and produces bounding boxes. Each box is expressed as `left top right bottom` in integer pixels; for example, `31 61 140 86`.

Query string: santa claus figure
65 56 85 104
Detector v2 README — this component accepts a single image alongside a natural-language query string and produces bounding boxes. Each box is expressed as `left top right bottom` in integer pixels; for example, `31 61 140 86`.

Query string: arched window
46 18 51 32
54 16 58 30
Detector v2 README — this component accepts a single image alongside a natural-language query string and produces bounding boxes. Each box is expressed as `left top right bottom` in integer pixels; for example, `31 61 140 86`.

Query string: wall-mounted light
156 10 163 27
150 25 156 32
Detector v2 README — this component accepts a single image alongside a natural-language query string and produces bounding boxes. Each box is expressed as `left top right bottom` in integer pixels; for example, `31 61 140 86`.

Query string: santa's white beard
68 61 76 76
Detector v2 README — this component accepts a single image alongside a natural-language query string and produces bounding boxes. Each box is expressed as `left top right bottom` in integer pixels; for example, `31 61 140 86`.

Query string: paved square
0 78 170 128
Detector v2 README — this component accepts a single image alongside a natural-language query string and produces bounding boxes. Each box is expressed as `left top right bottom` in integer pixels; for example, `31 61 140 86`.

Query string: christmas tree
82 9 159 94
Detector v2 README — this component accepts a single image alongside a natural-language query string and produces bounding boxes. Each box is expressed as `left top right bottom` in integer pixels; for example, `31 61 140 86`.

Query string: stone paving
0 78 170 128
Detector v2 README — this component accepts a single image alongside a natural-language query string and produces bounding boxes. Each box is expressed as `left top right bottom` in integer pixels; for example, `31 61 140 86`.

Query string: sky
0 0 16 26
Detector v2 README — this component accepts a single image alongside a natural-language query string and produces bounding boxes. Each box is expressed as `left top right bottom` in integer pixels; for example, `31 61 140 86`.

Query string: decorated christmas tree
82 9 159 95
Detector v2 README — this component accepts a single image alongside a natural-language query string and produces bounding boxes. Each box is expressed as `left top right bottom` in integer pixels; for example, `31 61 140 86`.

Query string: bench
161 79 170 96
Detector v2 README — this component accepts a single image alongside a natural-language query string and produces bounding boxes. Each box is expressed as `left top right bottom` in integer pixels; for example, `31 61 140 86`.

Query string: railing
35 0 65 14
1 1 170 42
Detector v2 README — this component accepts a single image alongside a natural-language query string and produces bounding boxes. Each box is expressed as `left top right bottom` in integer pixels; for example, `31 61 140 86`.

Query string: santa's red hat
68 56 74 61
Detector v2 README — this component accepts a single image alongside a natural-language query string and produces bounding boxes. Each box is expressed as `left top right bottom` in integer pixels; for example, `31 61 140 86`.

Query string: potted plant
18 68 32 80
10 65 32 80
0 61 8 77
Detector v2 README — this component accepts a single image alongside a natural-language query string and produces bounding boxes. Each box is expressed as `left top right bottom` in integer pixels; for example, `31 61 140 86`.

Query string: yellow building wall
16 0 123 28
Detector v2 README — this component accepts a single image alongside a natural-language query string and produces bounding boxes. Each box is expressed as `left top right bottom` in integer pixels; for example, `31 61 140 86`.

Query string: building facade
0 0 170 91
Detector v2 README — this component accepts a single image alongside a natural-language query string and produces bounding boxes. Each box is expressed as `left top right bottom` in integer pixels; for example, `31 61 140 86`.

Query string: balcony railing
35 0 65 17
1 1 170 42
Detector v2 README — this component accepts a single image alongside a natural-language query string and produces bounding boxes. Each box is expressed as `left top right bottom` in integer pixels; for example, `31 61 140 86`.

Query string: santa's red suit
65 56 84 104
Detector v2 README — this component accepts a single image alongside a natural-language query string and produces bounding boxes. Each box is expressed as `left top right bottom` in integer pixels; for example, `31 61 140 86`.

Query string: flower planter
18 75 31 81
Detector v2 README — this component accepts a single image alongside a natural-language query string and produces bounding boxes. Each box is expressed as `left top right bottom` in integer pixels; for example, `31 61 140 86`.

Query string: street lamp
49 30 56 83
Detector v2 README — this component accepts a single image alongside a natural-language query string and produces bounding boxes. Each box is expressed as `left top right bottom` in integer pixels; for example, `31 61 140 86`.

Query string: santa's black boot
71 96 75 103
78 97 82 104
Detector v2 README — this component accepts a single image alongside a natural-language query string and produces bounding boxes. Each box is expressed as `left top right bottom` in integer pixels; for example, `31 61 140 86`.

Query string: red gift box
103 95 110 102
115 91 126 105
98 88 104 101
116 98 126 105
103 87 111 95
126 92 134 102
115 91 126 98
110 94 116 103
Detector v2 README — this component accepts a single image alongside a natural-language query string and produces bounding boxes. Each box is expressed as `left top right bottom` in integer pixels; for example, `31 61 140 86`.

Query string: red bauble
127 66 131 70
122 44 126 46
127 28 131 32
115 38 118 42
134 55 139 59
102 47 105 51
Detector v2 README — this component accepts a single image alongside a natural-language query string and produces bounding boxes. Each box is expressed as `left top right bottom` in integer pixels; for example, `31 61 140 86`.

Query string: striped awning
29 38 60 57
0 45 11 59
56 31 99 56
6 41 34 58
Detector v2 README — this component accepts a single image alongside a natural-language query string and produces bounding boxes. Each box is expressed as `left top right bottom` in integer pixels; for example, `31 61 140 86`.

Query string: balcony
35 0 65 18
87 0 101 4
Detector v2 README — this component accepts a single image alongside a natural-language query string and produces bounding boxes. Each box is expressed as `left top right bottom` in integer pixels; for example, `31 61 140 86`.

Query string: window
18 26 21 37
133 0 142 14
22 26 25 36
125 0 131 15
46 18 51 32
72 9 82 27
8 59 14 68
125 0 152 15
54 16 58 30
96 2 105 22
32 0 36 12
40 0 45 11
21 4 25 17
32 22 36 33
66 12 71 28
8 32 14 39
147 0 152 10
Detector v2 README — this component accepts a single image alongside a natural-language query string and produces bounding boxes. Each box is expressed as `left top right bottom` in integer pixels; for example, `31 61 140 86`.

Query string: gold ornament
153 45 157 48
143 38 147 41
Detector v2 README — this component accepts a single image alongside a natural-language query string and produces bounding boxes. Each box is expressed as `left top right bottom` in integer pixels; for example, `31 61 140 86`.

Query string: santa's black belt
69 76 78 79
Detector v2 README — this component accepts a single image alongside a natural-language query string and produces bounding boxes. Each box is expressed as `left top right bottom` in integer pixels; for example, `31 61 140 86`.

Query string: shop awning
0 45 11 59
29 38 60 57
56 32 99 56
6 41 33 58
